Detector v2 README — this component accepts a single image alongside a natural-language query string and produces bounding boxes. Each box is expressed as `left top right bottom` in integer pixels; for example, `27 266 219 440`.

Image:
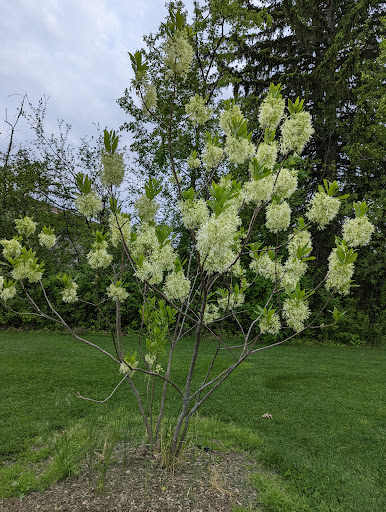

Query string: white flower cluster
107 282 129 302
258 95 286 130
145 353 163 373
12 259 43 283
203 303 220 325
163 29 194 78
87 241 113 270
281 258 307 292
225 136 255 165
287 230 312 258
61 281 78 303
38 232 56 249
218 292 245 311
185 95 211 126
131 224 176 285
243 176 274 205
15 216 36 237
197 211 241 273
272 169 298 200
202 143 223 170
231 259 246 278
0 286 16 302
259 313 281 335
250 252 279 283
219 105 243 134
142 83 157 113
265 201 291 233
109 213 131 248
178 198 209 230
0 238 22 260
326 249 354 296
280 112 314 155
0 278 17 302
256 142 278 170
282 298 310 332
163 271 191 302
101 152 125 188
342 216 374 247
134 194 159 222
75 191 103 218
135 260 157 283
306 192 340 230
250 252 305 292
130 224 158 259
119 358 139 375
187 154 200 169
153 244 175 270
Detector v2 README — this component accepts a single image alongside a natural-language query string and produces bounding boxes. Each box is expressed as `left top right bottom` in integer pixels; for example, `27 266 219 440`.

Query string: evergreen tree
232 0 383 178
228 0 384 342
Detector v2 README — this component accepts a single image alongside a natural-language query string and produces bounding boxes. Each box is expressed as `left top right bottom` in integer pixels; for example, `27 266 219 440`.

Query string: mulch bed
0 446 261 512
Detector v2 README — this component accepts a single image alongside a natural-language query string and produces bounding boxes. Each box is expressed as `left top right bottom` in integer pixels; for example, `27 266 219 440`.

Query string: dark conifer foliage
229 0 385 341
232 0 383 176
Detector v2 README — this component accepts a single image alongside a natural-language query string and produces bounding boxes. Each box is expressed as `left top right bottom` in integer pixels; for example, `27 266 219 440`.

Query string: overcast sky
0 0 194 154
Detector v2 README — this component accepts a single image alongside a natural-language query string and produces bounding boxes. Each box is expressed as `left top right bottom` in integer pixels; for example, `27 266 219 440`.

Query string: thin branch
76 375 127 403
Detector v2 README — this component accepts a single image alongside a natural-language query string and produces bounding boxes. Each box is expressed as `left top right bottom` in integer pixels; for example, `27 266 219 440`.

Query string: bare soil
0 446 261 512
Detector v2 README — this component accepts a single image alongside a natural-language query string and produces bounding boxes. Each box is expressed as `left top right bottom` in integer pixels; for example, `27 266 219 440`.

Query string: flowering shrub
0 8 375 464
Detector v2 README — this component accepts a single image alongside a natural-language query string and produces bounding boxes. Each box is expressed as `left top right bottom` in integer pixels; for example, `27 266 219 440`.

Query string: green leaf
336 249 345 265
104 129 111 153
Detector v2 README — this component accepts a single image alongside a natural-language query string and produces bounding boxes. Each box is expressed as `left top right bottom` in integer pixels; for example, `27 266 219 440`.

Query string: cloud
0 0 181 153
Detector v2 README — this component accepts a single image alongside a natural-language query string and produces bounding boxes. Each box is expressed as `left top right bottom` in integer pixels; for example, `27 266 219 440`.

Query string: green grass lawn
1 332 385 511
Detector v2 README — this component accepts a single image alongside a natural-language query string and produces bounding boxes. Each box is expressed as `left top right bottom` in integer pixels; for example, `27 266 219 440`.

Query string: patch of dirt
0 446 261 512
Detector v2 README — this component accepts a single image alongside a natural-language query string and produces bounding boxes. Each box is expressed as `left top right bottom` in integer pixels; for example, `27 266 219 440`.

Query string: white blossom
1 238 22 260
219 105 243 134
187 154 201 169
0 285 16 302
326 249 354 296
87 248 113 269
266 201 291 233
280 111 314 155
288 230 312 258
256 142 278 170
258 95 285 131
61 282 78 303
109 213 131 248
225 136 255 165
243 175 274 205
12 261 43 283
272 168 298 200
142 83 157 113
259 313 281 335
163 29 193 78
135 194 159 222
282 258 307 291
38 232 56 249
283 298 310 332
163 271 191 302
75 191 102 218
197 211 241 273
15 216 36 237
202 144 223 170
203 303 220 324
306 192 340 230
342 215 375 247
250 252 282 283
185 95 211 126
178 198 209 230
100 152 125 188
107 283 129 302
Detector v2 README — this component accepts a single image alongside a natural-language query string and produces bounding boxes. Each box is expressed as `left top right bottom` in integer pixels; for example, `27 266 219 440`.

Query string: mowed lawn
1 332 385 511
